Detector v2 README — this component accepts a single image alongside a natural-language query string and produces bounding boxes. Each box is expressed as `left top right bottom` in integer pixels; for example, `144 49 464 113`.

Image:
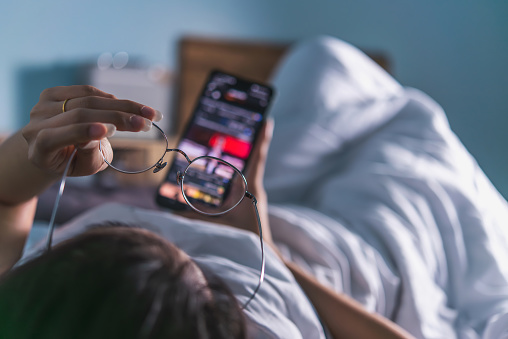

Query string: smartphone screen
156 70 274 210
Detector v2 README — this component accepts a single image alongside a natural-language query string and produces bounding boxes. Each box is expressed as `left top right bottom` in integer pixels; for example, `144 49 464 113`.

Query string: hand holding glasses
46 122 266 309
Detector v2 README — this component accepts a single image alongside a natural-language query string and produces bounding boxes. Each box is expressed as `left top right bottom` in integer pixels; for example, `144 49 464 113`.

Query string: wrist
0 131 59 205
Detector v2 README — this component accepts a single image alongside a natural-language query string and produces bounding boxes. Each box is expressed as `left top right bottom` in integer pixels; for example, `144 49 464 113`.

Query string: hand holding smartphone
156 70 274 211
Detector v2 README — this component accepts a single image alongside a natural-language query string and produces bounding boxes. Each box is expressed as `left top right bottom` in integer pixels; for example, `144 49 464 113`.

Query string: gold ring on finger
62 99 69 113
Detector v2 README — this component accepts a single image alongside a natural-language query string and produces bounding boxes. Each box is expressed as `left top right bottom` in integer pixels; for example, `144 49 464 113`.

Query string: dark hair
0 226 245 339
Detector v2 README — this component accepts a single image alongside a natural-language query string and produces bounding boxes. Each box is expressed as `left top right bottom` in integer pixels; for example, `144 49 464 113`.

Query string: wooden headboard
172 36 390 137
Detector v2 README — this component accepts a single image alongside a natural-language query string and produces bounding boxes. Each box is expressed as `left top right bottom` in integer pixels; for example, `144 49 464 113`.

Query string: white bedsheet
264 36 508 339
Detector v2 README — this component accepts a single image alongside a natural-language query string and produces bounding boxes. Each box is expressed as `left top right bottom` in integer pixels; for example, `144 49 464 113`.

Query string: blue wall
1 0 507 197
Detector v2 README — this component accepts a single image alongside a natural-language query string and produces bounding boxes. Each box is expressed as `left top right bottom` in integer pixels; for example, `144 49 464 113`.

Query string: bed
28 36 508 339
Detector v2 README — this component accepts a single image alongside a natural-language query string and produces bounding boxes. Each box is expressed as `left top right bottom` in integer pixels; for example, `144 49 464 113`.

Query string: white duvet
264 36 508 339
22 36 508 338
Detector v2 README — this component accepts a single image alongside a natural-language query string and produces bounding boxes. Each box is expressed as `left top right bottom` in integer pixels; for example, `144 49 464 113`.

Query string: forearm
0 198 37 274
283 260 415 339
0 131 56 274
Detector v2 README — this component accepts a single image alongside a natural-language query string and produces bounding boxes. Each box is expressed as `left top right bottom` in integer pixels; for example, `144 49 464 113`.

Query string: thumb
244 119 274 190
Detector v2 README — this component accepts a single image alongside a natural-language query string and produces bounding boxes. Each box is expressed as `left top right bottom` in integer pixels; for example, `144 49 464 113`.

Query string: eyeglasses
46 123 265 309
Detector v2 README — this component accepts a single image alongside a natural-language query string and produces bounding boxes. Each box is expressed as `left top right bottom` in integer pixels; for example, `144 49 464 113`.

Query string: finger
96 137 113 166
47 108 153 132
72 137 112 176
40 85 116 102
28 123 115 176
34 123 116 156
245 119 274 186
62 96 162 122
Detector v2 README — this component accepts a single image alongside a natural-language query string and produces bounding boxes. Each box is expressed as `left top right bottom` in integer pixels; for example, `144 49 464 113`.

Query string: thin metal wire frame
99 123 170 175
175 153 265 308
45 148 77 252
46 123 266 309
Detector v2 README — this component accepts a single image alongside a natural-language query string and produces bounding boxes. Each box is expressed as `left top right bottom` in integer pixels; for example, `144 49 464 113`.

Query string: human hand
21 85 161 178
179 119 275 245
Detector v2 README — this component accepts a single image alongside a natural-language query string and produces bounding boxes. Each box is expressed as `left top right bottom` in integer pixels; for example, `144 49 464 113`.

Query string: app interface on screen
159 72 272 208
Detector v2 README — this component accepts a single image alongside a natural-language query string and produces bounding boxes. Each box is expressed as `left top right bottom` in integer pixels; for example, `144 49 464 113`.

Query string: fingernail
141 106 163 122
80 140 100 150
141 118 153 131
130 115 152 132
154 110 163 122
103 123 117 137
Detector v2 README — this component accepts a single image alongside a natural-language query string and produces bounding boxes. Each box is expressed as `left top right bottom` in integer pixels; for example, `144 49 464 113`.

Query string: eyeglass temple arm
45 148 77 251
151 148 266 309
241 191 266 309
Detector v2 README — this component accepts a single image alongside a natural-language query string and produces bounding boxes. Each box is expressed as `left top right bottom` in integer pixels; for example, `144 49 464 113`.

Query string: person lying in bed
3 35 508 339
0 83 414 338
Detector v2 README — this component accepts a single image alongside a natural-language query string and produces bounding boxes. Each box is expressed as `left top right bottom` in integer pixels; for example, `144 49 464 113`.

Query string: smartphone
156 70 274 211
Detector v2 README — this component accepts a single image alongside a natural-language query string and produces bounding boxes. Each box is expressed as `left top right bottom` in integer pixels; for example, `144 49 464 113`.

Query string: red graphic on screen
209 134 252 159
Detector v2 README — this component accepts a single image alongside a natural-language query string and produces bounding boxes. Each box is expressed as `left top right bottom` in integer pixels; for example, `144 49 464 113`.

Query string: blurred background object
0 0 507 197
88 53 172 137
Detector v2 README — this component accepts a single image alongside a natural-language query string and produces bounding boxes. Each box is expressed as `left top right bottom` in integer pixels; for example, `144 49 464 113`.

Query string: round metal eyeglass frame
46 123 265 309
99 124 248 215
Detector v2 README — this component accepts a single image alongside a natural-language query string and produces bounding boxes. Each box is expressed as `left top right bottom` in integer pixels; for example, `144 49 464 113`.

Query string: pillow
265 35 404 204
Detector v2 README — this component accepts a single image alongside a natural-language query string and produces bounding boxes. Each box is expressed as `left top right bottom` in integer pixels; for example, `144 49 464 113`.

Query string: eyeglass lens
101 126 168 174
181 157 246 215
